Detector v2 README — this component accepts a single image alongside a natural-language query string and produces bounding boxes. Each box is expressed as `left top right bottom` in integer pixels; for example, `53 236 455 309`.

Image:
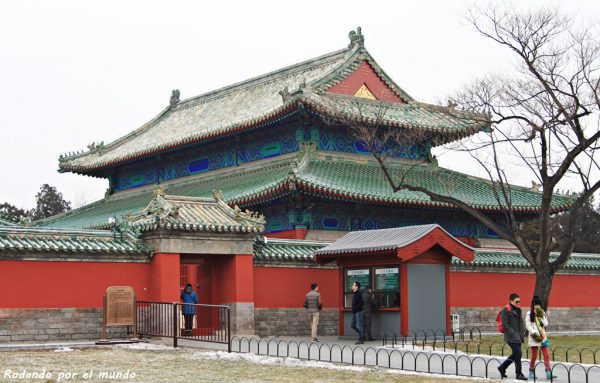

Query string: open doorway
180 256 217 335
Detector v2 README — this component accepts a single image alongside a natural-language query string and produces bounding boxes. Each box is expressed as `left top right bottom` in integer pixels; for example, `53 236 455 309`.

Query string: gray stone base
452 307 600 332
254 308 338 337
225 302 255 335
0 308 127 343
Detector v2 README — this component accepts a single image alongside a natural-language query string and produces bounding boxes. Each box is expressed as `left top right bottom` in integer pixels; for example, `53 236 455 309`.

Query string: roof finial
348 27 364 49
170 89 180 108
213 190 224 201
154 185 166 197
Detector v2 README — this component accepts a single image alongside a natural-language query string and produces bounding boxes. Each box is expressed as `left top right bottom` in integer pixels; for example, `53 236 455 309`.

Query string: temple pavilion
1 29 597 342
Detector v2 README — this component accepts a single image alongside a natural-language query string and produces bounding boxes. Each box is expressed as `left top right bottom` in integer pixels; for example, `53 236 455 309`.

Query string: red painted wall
151 253 181 302
450 272 600 307
327 61 404 103
0 260 152 308
254 267 339 308
216 254 254 303
264 228 307 239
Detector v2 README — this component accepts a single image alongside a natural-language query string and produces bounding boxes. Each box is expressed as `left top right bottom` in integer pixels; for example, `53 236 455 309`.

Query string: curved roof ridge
178 48 351 108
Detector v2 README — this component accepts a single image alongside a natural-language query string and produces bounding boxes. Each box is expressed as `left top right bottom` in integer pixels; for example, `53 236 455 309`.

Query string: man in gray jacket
498 293 527 381
304 283 322 342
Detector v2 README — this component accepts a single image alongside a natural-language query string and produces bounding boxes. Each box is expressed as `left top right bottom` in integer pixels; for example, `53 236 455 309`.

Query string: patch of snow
282 357 368 372
114 342 172 350
197 351 369 372
53 347 75 352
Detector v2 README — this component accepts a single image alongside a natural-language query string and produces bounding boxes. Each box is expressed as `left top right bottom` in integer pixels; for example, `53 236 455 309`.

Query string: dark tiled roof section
315 224 450 255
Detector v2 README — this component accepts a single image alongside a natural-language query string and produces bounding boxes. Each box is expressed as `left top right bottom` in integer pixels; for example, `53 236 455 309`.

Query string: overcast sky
1 0 599 209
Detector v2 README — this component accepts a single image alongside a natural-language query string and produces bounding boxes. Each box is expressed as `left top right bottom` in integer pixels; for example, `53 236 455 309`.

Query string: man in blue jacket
181 283 199 336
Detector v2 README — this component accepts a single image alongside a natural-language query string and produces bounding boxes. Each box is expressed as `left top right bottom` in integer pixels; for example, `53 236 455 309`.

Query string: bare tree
338 7 600 308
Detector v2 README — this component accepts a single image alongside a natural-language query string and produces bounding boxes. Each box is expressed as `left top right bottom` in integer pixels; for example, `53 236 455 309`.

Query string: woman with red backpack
525 296 557 380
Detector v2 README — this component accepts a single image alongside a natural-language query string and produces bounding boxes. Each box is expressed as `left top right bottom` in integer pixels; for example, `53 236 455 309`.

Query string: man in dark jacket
362 286 376 341
350 281 364 344
498 293 527 380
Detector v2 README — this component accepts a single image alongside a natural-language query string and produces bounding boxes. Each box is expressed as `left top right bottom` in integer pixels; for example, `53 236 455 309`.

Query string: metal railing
231 336 600 383
380 328 600 364
137 301 231 351
381 327 480 347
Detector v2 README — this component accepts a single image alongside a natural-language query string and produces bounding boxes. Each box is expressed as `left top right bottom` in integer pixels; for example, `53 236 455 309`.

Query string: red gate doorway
180 256 219 336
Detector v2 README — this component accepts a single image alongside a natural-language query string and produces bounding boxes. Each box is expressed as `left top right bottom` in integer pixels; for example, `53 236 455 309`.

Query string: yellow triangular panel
354 84 376 100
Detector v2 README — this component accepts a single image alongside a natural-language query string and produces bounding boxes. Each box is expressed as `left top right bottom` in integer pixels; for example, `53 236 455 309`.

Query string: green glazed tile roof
0 226 152 255
453 250 600 271
0 216 19 226
37 155 297 229
59 48 351 174
253 236 332 262
38 151 573 230
58 39 487 175
293 153 573 212
302 92 486 139
127 192 265 233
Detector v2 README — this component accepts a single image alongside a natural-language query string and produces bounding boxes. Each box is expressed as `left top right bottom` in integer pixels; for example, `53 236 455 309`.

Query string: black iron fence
231 336 600 382
137 301 231 351
380 328 600 365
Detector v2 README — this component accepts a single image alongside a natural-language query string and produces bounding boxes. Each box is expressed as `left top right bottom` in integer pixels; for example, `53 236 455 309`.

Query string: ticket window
343 266 400 309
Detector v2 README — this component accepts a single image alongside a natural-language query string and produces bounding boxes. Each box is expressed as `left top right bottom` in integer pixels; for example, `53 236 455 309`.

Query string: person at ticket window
362 286 377 341
181 283 199 336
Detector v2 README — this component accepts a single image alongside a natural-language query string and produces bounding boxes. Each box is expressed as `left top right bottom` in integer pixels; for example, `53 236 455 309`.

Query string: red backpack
495 304 511 333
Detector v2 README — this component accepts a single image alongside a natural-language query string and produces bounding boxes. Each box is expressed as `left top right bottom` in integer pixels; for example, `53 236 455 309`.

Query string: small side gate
137 301 231 352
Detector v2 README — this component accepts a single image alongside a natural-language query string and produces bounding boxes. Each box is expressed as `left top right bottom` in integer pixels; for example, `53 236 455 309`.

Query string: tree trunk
533 265 554 310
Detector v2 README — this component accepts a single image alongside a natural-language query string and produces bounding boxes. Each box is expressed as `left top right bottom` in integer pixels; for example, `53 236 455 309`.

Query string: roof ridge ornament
170 89 180 108
279 86 291 103
348 27 364 49
213 190 224 201
154 185 166 197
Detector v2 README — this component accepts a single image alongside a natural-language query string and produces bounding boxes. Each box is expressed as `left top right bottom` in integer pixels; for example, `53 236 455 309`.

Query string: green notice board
375 268 399 290
346 269 370 291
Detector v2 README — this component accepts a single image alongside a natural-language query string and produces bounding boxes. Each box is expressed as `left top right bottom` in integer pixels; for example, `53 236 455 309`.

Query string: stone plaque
105 286 135 326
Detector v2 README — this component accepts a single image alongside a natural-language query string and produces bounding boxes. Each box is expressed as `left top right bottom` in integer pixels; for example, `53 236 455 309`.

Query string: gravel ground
0 343 481 383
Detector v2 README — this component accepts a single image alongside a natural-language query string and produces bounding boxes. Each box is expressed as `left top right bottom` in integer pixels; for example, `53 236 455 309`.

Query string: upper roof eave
57 47 354 174
57 39 489 175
